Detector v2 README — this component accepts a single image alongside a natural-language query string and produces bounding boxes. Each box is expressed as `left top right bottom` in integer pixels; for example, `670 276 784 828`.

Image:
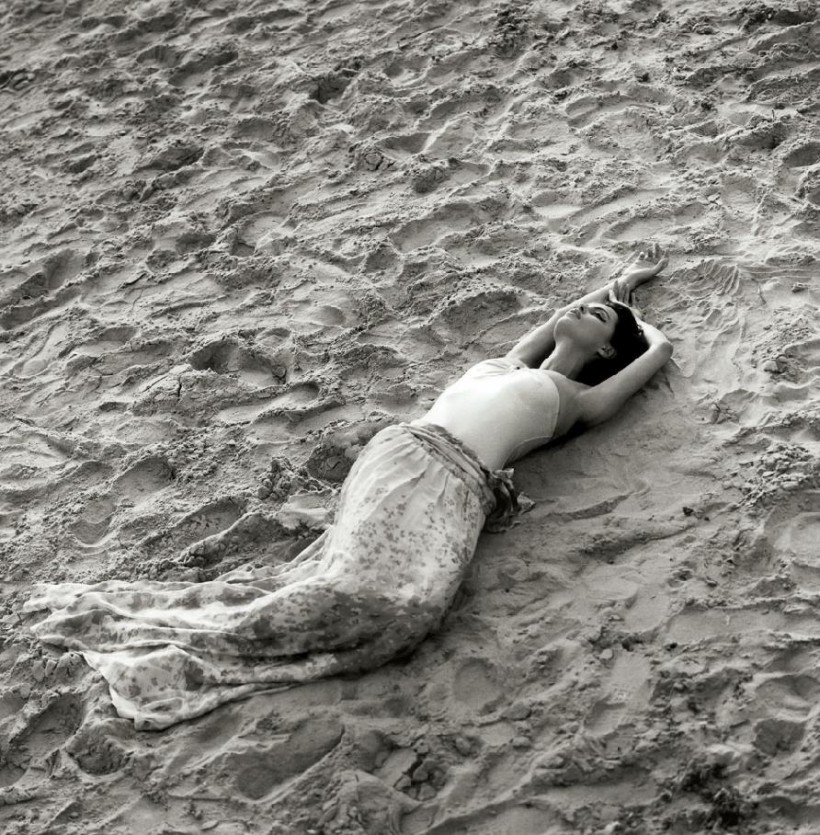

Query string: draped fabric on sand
25 423 520 730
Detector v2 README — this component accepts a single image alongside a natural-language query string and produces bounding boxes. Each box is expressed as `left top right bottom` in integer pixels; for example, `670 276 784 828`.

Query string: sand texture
1 0 819 832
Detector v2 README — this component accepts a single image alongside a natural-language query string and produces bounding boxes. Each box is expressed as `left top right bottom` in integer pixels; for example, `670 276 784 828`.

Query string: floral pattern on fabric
25 423 520 730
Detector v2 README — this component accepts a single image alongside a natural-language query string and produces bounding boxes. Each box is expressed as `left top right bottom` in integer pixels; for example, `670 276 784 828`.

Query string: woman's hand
608 277 633 305
607 277 646 319
620 243 668 290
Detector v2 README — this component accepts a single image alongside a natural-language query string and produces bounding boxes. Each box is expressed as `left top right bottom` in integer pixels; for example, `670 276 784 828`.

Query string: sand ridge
1 0 819 832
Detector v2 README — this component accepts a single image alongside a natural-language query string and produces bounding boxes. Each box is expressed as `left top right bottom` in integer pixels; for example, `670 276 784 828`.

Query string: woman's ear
596 343 616 360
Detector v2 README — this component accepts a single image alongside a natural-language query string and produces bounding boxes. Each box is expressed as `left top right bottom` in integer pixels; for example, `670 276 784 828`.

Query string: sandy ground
1 0 819 832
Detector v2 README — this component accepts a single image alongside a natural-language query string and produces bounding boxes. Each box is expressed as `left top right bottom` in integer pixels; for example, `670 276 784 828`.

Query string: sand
1 0 819 832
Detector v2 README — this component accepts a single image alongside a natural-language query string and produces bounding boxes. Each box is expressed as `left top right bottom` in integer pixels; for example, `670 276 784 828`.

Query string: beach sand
1 0 819 832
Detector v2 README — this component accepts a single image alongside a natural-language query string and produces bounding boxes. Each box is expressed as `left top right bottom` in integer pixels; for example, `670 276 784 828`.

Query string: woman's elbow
651 340 673 364
642 341 673 381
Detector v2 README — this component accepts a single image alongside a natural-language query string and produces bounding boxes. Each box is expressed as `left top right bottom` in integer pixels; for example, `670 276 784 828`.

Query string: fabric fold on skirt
24 422 523 730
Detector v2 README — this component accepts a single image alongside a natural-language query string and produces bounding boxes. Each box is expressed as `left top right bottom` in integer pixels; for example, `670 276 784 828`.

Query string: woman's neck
540 342 593 380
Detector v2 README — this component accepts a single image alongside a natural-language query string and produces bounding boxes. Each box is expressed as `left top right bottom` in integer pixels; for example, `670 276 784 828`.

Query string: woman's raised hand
608 277 632 305
621 243 668 289
608 279 645 320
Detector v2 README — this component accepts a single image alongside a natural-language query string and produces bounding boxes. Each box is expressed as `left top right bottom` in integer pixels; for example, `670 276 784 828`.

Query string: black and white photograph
1 0 819 832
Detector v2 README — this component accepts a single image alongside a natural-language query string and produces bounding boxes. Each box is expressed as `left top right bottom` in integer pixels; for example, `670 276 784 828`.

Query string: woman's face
555 303 617 351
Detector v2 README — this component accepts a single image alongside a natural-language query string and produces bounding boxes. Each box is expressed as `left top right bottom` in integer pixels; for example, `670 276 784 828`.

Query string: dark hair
576 301 649 386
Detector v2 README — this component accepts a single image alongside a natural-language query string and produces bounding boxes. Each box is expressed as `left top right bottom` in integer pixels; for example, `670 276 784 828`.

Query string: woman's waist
405 419 496 488
404 420 522 533
411 415 507 471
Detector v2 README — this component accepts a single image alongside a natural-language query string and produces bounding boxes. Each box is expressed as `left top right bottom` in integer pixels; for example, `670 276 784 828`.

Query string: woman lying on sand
26 245 672 729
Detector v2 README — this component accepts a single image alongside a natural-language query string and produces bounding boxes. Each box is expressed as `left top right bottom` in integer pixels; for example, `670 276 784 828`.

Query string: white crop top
416 357 561 470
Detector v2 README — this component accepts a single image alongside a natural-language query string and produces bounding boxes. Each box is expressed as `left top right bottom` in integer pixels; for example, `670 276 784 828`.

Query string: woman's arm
506 280 625 368
507 245 668 368
575 320 673 427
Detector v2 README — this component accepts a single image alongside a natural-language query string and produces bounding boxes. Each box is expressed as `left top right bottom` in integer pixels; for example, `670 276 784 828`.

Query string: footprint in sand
0 690 26 722
556 189 668 244
380 131 428 157
178 509 316 568
231 115 279 141
747 653 820 756
134 43 181 70
109 7 181 55
153 700 250 777
168 43 238 88
137 140 204 174
740 6 815 30
253 390 345 432
69 494 117 546
310 61 361 105
602 201 708 245
754 672 820 718
62 144 98 176
70 325 138 359
229 213 293 255
452 658 502 713
428 285 522 344
0 68 35 92
775 140 820 198
1 692 84 786
149 496 247 561
221 716 343 800
753 716 806 756
66 717 134 776
782 141 820 169
1 248 83 306
384 53 431 86
78 337 173 379
764 490 820 591
113 454 175 503
66 719 133 775
732 115 793 152
745 22 819 107
565 87 672 130
390 201 483 252
0 249 86 329
188 337 284 387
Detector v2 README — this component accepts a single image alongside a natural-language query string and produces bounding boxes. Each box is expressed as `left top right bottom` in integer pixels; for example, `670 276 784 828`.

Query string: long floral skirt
24 422 519 730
